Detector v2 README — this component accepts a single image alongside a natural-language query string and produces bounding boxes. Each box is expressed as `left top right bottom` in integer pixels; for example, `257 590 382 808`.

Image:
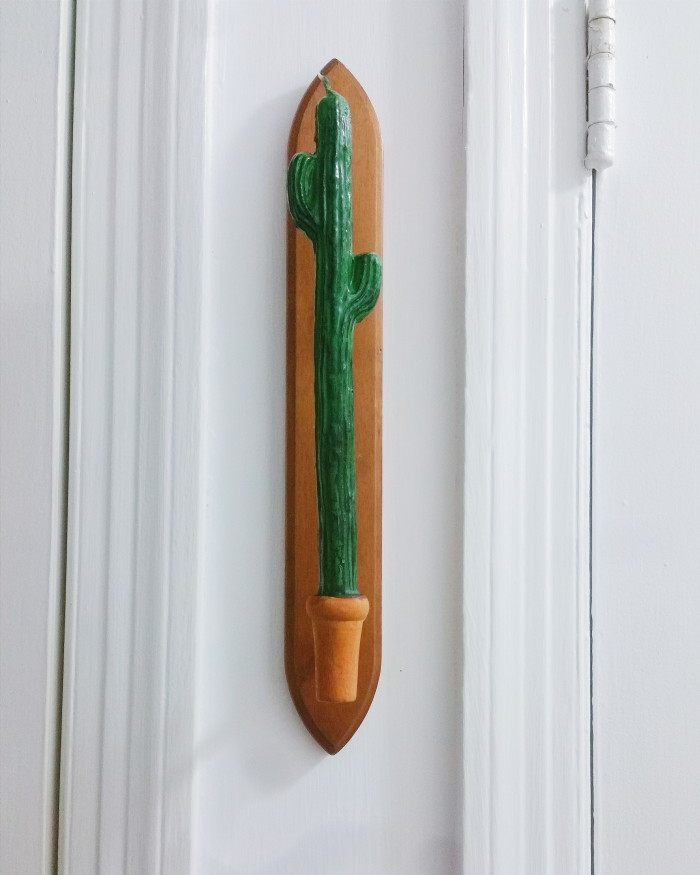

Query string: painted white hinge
585 0 615 170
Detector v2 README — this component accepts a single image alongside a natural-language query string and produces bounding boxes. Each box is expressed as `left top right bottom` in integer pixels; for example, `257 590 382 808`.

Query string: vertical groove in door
51 2 77 873
588 171 597 875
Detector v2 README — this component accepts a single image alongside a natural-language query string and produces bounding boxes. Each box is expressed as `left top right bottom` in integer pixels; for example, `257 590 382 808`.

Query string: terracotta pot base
306 595 370 703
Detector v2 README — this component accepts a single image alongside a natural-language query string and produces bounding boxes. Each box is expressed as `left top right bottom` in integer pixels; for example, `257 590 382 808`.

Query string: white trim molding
59 2 208 872
463 0 593 871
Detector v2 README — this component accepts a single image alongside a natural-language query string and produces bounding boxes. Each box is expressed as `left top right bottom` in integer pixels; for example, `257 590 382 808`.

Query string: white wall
194 2 465 872
0 3 72 872
592 2 700 871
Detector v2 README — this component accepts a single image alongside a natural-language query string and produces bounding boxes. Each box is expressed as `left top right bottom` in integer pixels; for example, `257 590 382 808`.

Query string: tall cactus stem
287 78 382 598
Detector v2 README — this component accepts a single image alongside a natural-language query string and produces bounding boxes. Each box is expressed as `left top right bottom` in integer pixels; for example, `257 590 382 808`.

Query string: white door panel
195 3 464 872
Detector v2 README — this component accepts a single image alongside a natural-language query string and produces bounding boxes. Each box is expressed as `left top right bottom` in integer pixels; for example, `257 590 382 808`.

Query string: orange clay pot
306 595 370 703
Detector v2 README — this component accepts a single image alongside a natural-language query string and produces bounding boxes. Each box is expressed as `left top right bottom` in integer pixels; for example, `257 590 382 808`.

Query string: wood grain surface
285 59 382 754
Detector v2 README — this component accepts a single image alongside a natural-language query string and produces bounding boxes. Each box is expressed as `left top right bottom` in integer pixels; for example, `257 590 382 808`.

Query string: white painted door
591 3 700 872
3 1 593 873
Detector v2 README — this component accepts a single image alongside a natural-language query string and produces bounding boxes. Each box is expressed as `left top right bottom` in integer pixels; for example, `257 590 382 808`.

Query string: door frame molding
462 1 593 870
59 2 207 871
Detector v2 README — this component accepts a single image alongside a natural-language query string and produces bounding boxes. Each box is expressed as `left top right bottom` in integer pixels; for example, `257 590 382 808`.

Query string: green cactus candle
287 76 382 599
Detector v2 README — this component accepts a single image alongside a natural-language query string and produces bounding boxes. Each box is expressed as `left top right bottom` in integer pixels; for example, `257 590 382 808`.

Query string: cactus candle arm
287 77 382 599
349 252 382 322
288 153 318 240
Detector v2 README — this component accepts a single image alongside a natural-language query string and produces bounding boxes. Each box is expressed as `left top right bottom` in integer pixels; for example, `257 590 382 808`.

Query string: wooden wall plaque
285 59 382 754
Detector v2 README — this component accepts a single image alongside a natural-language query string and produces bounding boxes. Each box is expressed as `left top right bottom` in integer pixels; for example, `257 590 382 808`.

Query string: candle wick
317 73 332 94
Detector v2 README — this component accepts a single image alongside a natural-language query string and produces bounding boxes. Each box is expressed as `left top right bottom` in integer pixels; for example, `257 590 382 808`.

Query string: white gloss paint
463 1 592 872
592 3 700 872
0 3 73 873
59 2 207 872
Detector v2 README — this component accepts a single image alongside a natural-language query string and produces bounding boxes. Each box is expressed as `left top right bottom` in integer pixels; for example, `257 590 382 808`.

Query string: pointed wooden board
286 59 382 754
